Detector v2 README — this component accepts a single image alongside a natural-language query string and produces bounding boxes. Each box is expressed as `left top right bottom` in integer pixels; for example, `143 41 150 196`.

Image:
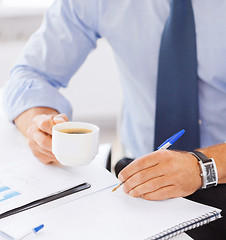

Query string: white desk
0 89 192 240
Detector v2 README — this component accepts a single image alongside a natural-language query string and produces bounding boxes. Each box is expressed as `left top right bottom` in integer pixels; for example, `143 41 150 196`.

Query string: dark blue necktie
154 0 200 151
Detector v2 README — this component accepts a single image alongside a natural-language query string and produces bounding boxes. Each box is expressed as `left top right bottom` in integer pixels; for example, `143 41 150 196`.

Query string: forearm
198 143 226 184
14 107 59 137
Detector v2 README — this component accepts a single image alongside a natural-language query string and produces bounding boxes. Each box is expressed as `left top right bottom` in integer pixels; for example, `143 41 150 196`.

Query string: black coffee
58 128 92 134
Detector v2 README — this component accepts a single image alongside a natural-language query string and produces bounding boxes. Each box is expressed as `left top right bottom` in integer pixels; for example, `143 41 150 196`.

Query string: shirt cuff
3 77 72 122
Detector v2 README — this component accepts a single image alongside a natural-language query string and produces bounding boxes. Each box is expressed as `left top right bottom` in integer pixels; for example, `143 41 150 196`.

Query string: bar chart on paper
0 185 21 202
0 158 87 216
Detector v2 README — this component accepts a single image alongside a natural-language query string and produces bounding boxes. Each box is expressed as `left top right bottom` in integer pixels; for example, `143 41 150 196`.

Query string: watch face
206 162 216 183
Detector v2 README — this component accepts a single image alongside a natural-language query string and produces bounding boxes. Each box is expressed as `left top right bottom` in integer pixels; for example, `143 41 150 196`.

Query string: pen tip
112 182 124 192
112 186 118 192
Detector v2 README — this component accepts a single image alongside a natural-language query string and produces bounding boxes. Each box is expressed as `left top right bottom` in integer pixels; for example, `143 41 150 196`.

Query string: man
3 1 226 239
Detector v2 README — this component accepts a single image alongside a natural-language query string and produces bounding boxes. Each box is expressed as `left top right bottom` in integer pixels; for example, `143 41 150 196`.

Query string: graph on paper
0 158 86 214
0 185 21 202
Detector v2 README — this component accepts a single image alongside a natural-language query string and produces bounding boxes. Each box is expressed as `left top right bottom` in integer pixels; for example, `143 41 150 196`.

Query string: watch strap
191 151 212 164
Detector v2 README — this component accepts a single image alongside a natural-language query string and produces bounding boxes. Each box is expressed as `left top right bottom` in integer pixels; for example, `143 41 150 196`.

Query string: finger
118 150 164 182
33 114 55 135
32 149 58 165
28 137 55 158
53 114 69 124
128 175 171 197
32 129 52 151
123 165 164 193
141 185 178 201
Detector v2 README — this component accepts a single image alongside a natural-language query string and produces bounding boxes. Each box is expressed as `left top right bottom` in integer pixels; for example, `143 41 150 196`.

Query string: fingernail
118 173 124 182
53 116 65 122
129 190 134 196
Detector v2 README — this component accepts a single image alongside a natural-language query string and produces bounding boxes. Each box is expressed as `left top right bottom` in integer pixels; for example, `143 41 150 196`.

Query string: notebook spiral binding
145 211 221 240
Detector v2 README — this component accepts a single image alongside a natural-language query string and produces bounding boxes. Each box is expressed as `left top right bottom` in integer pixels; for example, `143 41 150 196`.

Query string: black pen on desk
112 129 185 192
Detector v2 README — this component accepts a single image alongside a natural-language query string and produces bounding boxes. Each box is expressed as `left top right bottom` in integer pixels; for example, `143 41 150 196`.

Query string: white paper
1 186 219 240
0 158 86 214
173 233 194 240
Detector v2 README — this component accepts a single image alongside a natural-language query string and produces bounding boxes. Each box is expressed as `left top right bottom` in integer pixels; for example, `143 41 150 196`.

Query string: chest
99 0 226 84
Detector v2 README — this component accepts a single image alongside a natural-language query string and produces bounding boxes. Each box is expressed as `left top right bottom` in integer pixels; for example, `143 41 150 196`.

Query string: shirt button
198 119 202 125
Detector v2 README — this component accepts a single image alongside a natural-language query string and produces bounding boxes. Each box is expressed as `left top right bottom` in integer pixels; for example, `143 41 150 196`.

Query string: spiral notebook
23 185 221 240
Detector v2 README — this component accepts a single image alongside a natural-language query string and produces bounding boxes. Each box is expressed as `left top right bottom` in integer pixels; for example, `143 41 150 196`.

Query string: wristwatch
189 151 218 189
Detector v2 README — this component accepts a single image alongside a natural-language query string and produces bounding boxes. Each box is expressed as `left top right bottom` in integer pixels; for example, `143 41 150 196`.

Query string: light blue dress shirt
3 0 226 158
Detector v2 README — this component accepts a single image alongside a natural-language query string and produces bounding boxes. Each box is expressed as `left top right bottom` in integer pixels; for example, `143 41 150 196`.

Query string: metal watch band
189 151 218 189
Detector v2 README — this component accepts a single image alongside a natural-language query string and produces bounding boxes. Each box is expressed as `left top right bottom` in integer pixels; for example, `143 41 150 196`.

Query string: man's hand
118 150 202 201
14 107 69 164
26 113 69 164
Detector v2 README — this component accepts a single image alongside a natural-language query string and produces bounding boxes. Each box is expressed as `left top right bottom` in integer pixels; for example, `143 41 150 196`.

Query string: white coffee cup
52 122 99 166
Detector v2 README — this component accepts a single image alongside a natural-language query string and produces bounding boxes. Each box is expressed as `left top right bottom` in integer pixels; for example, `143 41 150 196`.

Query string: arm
3 0 100 163
3 0 100 122
118 144 226 200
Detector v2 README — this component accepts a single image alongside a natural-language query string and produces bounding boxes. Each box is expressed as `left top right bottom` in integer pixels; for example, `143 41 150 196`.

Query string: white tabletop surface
0 89 193 240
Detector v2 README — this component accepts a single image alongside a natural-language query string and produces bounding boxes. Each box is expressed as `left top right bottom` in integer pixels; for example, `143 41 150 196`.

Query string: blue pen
0 225 44 240
157 129 185 150
112 129 185 192
15 224 44 240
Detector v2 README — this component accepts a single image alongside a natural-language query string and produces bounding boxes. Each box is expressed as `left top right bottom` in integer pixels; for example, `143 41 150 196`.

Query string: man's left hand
118 150 202 200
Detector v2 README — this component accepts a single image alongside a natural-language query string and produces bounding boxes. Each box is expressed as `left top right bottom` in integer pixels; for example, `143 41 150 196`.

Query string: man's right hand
14 107 69 164
26 113 69 164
